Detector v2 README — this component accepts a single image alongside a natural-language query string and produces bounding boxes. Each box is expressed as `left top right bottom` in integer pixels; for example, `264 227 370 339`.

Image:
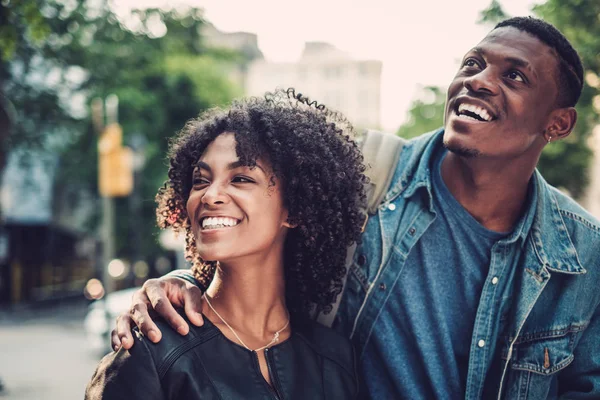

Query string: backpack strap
362 129 407 215
316 130 406 327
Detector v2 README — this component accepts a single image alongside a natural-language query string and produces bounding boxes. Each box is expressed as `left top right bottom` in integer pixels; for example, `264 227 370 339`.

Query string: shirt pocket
504 331 576 399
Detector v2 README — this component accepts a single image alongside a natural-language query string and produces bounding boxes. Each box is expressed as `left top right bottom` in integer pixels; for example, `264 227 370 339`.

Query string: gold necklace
204 294 290 352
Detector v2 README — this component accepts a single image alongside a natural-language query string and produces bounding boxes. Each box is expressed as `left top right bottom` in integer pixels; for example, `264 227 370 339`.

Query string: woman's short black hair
494 16 583 108
156 88 367 317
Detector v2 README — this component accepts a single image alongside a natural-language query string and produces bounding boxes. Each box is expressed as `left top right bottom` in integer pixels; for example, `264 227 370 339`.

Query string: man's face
444 26 561 159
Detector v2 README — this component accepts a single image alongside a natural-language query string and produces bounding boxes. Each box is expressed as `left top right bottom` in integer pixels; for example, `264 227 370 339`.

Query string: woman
85 88 367 399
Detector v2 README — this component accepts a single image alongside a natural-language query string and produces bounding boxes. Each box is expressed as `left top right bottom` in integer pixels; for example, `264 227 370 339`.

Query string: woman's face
186 133 292 264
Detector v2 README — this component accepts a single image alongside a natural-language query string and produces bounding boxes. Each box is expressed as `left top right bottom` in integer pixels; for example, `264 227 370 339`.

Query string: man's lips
452 97 498 122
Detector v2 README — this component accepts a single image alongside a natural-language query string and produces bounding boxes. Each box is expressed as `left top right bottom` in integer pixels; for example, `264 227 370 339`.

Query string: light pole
92 95 133 338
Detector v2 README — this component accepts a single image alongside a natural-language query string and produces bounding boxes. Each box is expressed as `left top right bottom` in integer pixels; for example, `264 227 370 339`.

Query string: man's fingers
114 314 134 350
183 285 205 327
146 283 189 336
130 301 162 343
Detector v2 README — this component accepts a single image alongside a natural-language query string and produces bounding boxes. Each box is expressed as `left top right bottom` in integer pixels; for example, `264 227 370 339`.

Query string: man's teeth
201 217 239 229
457 103 493 122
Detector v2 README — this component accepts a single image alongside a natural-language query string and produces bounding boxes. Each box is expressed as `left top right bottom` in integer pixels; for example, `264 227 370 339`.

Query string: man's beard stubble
443 140 482 158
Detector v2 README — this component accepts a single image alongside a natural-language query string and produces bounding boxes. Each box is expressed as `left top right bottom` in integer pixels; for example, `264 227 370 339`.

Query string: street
0 301 105 400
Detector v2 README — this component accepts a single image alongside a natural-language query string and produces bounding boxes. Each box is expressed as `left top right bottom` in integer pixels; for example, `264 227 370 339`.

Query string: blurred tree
1 1 242 261
396 0 598 198
396 86 445 139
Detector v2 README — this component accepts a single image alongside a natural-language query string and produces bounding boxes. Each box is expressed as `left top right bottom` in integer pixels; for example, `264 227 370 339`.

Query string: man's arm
112 270 204 351
558 305 600 398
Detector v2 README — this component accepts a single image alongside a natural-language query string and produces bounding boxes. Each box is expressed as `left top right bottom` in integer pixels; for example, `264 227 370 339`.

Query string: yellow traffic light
98 123 133 197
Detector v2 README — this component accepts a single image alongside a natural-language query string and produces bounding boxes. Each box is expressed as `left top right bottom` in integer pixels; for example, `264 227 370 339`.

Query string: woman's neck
203 256 289 340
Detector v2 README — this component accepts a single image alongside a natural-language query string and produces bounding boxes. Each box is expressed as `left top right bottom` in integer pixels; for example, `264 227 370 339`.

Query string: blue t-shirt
362 148 508 399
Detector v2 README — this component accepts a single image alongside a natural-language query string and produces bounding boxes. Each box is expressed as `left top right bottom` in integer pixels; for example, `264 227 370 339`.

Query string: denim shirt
334 129 600 399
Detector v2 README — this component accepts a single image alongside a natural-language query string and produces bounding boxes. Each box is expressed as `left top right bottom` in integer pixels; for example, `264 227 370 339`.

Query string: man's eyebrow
471 47 532 70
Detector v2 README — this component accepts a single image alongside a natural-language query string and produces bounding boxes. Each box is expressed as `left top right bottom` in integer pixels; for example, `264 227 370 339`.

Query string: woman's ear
283 216 298 229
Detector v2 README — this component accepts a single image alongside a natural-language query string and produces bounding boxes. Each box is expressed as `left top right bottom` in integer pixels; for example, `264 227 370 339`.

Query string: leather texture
86 313 360 399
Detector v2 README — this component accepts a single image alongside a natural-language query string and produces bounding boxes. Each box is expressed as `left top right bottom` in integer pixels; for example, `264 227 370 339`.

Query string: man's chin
443 140 481 158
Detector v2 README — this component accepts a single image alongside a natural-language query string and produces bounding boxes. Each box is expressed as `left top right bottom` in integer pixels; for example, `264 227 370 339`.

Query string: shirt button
357 254 367 266
379 283 386 291
387 203 396 211
408 227 416 236
478 340 486 348
492 277 499 285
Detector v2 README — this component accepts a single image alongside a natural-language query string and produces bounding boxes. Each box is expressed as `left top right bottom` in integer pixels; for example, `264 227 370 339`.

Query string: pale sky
115 0 539 131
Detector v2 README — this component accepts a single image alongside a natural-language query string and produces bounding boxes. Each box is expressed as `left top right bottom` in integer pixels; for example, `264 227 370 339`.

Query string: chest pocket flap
511 331 575 375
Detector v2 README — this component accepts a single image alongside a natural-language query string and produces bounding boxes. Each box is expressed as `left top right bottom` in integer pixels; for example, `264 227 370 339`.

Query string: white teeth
457 103 493 122
201 217 239 229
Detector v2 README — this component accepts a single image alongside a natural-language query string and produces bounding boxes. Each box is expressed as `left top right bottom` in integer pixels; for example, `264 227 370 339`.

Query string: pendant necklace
204 294 290 352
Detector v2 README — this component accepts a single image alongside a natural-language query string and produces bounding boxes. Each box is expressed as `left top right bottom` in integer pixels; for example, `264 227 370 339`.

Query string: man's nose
463 69 498 96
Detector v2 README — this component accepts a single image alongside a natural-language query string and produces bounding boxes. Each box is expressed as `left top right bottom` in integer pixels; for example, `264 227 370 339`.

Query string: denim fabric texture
334 129 600 399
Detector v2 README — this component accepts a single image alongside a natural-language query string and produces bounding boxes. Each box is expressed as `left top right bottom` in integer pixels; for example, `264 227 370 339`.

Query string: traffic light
98 122 133 197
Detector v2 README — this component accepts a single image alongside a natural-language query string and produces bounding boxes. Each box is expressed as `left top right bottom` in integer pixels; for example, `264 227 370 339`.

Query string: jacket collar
529 171 586 274
392 128 584 275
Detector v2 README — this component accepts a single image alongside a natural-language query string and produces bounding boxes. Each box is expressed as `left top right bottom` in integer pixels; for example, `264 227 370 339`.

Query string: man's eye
506 71 525 82
463 58 481 69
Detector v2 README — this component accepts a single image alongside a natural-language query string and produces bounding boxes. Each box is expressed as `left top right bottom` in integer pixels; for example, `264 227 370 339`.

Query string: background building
246 42 382 130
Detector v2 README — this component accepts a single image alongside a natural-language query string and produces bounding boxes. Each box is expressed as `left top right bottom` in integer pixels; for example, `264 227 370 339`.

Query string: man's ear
544 107 577 142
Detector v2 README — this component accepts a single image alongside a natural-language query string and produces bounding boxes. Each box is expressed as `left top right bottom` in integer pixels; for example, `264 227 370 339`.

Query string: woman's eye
506 71 525 82
192 177 209 186
232 176 254 183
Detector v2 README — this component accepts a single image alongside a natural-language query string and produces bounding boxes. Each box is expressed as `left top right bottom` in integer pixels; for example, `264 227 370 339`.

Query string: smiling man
112 17 600 399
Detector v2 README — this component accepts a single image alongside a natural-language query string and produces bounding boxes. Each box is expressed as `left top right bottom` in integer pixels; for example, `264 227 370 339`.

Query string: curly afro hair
156 88 367 318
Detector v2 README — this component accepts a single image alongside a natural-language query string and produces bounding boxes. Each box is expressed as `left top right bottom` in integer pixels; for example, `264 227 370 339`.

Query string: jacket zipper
252 350 282 400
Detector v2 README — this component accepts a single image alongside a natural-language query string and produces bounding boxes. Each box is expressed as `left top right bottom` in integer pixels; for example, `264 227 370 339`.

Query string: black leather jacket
86 314 359 399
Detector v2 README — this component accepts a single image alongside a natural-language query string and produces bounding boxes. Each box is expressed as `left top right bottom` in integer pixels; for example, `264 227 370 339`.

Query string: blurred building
0 151 98 305
0 99 97 306
201 22 264 90
246 42 382 130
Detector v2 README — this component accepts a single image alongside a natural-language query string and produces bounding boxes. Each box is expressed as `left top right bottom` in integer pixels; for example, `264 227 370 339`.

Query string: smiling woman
85 88 367 400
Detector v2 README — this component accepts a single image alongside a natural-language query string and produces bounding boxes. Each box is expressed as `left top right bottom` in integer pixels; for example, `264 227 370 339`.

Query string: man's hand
111 276 204 351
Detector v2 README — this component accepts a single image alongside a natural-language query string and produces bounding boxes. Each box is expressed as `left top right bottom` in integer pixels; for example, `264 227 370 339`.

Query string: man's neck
440 151 536 233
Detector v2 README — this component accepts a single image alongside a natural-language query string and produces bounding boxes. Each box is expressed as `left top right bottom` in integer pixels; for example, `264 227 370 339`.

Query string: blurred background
0 0 599 398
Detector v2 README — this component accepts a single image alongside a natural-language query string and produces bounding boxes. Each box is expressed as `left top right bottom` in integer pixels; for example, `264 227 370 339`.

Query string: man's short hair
494 17 583 108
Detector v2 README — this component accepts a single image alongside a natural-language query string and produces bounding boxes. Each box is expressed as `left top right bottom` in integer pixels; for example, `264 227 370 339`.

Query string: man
112 17 600 399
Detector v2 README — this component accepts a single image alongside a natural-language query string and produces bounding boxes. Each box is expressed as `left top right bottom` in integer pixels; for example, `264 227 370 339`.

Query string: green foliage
477 0 508 25
3 1 241 260
396 86 445 139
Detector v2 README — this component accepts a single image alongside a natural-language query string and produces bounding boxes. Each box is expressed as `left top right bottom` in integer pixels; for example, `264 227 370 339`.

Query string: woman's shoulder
140 310 220 366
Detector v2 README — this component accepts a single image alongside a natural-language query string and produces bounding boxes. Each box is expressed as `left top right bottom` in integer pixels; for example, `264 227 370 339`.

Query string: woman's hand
111 277 204 351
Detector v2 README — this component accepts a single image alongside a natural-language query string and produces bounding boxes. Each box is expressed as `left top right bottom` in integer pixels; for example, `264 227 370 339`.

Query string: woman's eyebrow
228 160 266 174
195 160 267 174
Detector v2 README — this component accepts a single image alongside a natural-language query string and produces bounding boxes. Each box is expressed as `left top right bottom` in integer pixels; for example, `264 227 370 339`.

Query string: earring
547 136 552 143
